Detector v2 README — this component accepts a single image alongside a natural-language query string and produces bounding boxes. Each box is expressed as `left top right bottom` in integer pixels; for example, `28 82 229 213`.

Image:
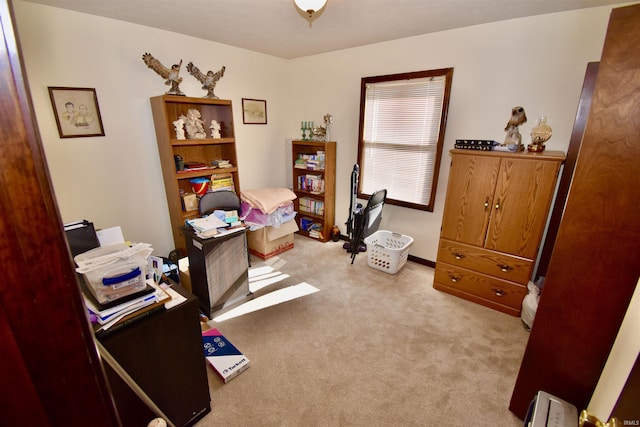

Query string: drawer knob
448 275 461 283
484 197 490 210
492 288 505 297
454 252 465 260
497 264 513 272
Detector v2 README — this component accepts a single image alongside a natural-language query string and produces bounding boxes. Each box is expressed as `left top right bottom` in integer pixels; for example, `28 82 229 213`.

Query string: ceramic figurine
210 120 221 139
186 62 226 99
503 106 527 151
142 52 185 96
183 109 206 139
173 117 186 140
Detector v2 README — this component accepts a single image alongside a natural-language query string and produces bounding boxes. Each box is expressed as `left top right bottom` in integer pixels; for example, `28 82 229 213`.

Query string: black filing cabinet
98 285 210 426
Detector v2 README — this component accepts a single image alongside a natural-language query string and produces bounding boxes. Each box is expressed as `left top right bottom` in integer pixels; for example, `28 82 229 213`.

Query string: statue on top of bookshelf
181 109 206 139
141 52 185 96
186 62 226 99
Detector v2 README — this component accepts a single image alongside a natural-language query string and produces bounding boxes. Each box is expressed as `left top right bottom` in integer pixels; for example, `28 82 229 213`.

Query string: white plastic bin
75 243 150 304
363 230 414 274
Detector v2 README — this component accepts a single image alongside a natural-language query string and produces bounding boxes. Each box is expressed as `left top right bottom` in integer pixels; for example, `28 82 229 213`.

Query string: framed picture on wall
48 87 105 138
242 98 267 124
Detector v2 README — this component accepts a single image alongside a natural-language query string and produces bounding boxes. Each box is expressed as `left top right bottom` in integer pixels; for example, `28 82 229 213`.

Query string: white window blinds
360 72 450 211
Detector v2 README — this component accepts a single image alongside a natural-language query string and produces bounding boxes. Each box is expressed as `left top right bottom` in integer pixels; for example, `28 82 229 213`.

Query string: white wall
13 1 289 256
285 8 614 261
13 1 616 260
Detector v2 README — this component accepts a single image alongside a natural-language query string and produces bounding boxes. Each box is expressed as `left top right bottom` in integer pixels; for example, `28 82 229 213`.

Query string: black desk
183 227 250 317
98 284 210 427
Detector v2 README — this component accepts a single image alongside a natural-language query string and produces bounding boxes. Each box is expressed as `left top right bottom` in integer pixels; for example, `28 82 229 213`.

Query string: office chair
198 190 241 216
197 190 250 266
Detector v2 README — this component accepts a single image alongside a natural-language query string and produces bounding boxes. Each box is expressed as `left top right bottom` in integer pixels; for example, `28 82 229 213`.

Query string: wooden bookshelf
150 95 240 252
291 140 336 242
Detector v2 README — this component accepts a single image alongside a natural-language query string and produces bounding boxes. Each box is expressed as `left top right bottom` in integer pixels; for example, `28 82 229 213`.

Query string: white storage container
363 230 414 274
75 244 149 304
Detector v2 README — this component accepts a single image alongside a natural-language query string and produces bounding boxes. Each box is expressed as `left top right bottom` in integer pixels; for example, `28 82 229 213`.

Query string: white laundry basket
363 230 414 274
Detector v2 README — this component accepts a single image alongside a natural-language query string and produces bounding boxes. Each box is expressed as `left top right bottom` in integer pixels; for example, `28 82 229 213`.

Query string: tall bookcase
291 140 336 242
150 95 240 252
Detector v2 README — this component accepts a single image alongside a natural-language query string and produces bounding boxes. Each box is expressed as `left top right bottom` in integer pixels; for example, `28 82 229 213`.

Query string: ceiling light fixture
293 0 327 27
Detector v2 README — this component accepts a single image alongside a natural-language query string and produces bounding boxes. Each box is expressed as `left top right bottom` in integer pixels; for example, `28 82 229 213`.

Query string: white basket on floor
363 230 414 274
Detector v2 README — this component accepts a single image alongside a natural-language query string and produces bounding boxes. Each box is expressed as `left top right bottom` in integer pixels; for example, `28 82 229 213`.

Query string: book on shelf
210 173 235 192
211 159 233 169
297 174 324 193
298 197 325 216
300 216 323 234
296 151 326 170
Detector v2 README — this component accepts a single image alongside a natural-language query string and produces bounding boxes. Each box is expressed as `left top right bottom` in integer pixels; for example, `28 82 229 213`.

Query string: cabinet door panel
486 158 560 258
440 155 500 246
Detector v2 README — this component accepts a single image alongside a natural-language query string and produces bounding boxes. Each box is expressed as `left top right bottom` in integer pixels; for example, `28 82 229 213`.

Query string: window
357 68 453 211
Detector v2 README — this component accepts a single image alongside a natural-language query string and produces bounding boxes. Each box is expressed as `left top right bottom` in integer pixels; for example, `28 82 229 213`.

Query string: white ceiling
24 0 629 59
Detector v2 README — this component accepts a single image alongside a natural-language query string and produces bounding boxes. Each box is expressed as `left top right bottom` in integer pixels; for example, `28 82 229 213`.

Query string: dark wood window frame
357 68 454 211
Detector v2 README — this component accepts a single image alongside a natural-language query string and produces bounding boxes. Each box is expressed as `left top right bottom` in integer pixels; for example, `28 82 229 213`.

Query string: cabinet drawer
437 239 533 284
434 262 527 314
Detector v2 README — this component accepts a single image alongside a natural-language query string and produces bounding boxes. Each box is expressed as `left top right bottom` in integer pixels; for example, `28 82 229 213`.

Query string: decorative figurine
324 113 333 141
186 62 226 99
528 116 552 152
503 106 527 151
311 124 326 141
210 120 221 139
142 52 185 96
173 117 186 140
183 109 206 139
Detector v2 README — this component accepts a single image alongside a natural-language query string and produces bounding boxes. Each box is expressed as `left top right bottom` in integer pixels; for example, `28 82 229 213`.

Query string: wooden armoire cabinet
509 4 640 419
434 149 565 316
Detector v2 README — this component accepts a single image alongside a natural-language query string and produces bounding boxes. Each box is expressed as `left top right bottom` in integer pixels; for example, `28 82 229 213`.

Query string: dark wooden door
0 1 118 425
509 4 640 419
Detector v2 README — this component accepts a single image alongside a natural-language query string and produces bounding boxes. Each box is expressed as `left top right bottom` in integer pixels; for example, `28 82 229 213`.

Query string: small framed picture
48 87 105 138
242 98 267 125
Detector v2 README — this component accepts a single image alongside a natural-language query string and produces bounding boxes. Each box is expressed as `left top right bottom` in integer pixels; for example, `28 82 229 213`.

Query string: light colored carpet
196 234 529 426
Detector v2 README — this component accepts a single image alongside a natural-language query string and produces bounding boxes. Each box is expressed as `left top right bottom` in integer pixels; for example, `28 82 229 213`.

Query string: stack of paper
186 215 228 238
84 279 170 331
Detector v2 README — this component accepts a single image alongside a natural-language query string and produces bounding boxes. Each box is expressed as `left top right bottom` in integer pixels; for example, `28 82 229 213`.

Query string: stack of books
211 159 232 169
210 173 235 192
300 217 324 239
295 151 325 170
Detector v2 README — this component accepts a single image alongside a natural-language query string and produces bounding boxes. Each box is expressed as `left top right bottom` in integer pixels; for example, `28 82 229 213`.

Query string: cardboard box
247 220 298 260
178 257 192 293
202 328 250 383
